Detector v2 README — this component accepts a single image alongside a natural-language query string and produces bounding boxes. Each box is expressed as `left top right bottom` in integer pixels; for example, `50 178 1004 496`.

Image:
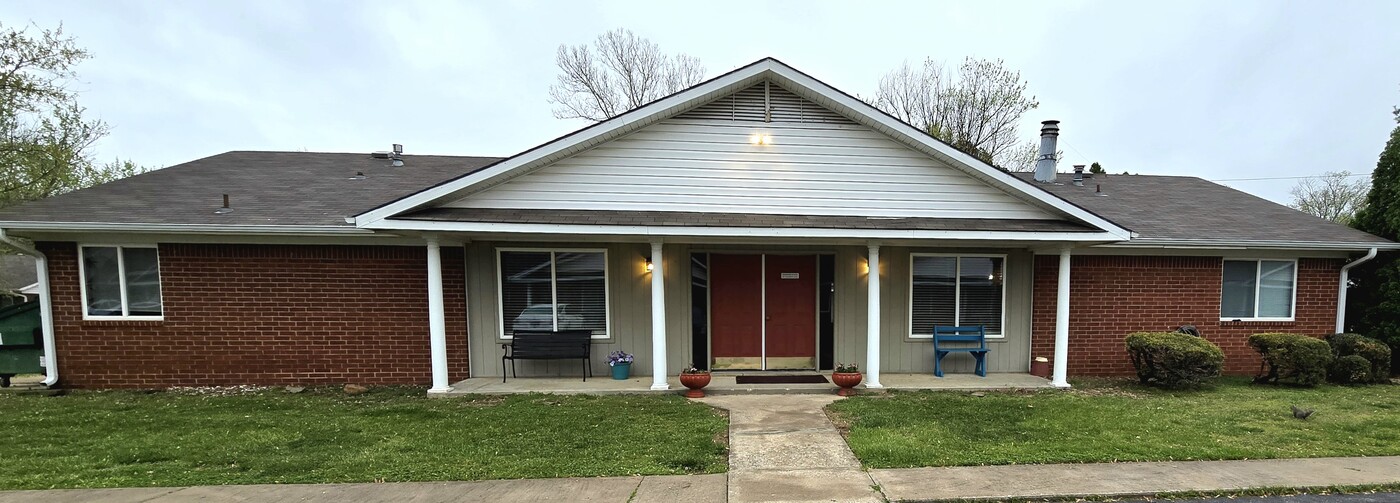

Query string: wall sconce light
645 257 654 272
862 259 870 274
748 133 774 146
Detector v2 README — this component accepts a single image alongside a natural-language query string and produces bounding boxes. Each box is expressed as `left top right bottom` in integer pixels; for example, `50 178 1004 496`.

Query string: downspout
1336 247 1379 334
0 229 58 387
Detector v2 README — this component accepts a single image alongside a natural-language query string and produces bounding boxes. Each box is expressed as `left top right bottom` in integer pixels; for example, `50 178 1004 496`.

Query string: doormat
734 375 829 384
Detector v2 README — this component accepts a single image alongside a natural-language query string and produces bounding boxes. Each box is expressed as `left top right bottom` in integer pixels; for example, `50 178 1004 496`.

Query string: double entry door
710 254 818 370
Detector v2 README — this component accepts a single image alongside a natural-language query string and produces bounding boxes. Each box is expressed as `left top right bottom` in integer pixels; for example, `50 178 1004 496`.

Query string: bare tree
873 57 1041 171
1290 170 1370 224
548 29 705 122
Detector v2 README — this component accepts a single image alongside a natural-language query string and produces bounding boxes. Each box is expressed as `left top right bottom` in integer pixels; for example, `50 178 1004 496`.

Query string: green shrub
1125 332 1224 388
1325 333 1393 384
1329 355 1373 385
1248 333 1333 386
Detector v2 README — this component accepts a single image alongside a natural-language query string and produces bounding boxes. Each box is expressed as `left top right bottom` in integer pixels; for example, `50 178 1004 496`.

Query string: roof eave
0 221 376 236
1099 238 1400 251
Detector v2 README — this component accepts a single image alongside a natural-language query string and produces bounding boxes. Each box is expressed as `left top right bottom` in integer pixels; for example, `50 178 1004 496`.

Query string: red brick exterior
1030 255 1341 376
39 242 469 388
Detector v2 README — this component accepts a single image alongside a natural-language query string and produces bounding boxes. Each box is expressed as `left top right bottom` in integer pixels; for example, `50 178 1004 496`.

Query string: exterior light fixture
748 133 774 146
645 257 654 272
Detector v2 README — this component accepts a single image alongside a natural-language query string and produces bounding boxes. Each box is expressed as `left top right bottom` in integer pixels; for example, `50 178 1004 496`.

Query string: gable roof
0 151 500 233
1017 173 1397 249
354 58 1132 240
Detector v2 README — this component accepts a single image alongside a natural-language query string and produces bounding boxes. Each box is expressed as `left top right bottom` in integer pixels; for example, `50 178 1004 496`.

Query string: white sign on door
780 272 800 279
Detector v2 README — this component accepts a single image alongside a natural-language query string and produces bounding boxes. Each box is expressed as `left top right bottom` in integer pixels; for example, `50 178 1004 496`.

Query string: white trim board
352 58 1132 241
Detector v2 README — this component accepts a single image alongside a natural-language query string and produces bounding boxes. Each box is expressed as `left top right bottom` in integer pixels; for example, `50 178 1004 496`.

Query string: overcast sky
8 0 1400 204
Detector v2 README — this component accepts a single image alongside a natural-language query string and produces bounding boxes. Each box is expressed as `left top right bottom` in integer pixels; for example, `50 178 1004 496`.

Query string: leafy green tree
0 22 141 210
1089 162 1105 175
1348 106 1400 375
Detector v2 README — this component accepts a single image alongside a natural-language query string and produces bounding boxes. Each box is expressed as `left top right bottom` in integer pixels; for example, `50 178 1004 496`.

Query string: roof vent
1072 165 1085 187
390 143 404 167
1033 120 1060 183
349 171 366 180
214 194 233 214
370 151 391 159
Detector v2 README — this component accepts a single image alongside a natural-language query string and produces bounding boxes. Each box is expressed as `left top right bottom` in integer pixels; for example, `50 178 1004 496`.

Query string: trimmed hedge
1329 355 1373 385
1248 333 1333 386
1325 333 1392 384
1126 332 1224 388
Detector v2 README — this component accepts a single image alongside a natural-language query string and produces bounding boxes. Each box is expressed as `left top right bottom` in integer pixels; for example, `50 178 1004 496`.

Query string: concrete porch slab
438 372 1051 396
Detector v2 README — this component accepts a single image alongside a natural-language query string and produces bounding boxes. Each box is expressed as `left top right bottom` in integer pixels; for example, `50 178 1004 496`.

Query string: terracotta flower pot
832 372 863 396
679 372 711 398
1030 357 1051 378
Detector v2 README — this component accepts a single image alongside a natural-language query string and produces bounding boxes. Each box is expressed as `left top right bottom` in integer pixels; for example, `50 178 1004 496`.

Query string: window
498 249 608 338
1221 259 1296 320
910 255 1005 338
80 245 163 319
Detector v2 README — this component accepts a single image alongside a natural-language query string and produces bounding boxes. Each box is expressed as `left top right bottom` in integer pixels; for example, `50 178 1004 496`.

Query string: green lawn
826 377 1400 468
0 388 727 490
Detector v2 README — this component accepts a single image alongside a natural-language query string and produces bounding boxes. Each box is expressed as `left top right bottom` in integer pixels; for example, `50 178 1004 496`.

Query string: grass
826 377 1400 468
0 387 727 490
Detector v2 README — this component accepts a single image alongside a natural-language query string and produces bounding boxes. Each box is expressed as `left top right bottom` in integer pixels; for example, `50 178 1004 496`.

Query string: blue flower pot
611 362 631 380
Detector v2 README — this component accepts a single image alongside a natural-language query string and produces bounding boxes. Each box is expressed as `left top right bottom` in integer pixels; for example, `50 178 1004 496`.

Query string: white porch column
1051 246 1072 388
426 236 451 393
866 244 883 388
649 241 670 390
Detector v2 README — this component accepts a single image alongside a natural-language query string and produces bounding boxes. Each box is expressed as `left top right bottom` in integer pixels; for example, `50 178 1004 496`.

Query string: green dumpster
0 302 43 387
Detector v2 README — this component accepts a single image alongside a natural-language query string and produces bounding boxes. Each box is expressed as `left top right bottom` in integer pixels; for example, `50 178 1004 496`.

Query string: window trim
1220 258 1298 322
908 253 1008 339
495 247 611 340
77 244 165 321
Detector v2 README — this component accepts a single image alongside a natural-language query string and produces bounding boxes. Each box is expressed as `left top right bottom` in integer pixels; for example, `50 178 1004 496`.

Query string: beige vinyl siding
445 84 1054 220
831 247 1033 374
465 241 1031 377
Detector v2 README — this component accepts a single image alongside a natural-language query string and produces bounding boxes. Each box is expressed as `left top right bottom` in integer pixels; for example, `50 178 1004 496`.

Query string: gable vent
676 81 855 124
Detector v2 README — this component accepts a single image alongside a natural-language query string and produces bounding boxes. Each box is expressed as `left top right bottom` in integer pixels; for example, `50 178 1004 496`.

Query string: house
0 58 1393 391
0 254 38 307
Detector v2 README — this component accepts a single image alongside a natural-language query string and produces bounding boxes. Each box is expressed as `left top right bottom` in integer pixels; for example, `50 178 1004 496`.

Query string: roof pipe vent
1033 120 1060 183
1072 165 1085 187
214 194 233 214
390 144 404 167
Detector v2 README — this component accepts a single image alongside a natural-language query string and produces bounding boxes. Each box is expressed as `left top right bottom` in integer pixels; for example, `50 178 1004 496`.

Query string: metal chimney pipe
1072 164 1085 186
1033 120 1060 183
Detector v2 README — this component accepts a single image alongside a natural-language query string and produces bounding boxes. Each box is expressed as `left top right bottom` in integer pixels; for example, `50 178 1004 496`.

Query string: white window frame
77 244 164 321
908 253 1007 339
1220 258 1298 322
495 247 610 340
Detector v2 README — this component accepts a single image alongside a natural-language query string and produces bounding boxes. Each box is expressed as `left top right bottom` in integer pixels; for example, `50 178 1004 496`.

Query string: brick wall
1030 255 1341 376
39 242 469 388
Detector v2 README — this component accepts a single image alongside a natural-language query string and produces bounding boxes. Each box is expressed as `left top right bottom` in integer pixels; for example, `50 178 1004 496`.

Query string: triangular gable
356 58 1131 240
440 80 1057 220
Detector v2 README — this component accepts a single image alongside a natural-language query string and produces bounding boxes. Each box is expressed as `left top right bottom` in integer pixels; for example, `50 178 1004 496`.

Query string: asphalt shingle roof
0 151 502 227
0 151 1390 247
1014 173 1391 245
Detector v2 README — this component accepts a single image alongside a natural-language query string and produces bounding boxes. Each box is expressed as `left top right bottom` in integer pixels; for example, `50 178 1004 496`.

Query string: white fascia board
0 221 376 236
760 66 1132 241
1099 238 1400 251
352 58 1131 240
364 218 1120 242
352 64 773 227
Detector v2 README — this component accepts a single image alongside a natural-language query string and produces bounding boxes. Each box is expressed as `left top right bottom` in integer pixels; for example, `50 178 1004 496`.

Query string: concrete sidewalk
0 474 725 503
871 455 1400 501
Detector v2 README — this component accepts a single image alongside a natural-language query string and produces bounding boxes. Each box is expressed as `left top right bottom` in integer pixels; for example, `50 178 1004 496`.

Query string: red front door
709 254 817 370
763 255 817 369
710 254 763 369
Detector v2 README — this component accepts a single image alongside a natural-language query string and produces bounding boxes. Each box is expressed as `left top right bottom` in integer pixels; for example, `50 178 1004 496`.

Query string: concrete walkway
871 455 1400 501
700 395 881 503
0 474 726 503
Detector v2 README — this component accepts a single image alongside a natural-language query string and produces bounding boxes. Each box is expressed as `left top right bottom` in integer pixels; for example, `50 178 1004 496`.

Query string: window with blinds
910 255 1005 337
1221 259 1295 320
498 249 608 338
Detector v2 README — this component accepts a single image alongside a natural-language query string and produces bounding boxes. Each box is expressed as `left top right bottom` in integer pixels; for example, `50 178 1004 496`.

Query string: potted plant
679 365 711 398
832 363 862 396
607 350 634 380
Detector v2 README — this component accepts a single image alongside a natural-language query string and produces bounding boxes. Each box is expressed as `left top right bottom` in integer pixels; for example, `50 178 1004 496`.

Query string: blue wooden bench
933 325 988 377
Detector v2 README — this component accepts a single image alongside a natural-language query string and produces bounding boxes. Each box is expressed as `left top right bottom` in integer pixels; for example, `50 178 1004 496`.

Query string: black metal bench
501 330 593 382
